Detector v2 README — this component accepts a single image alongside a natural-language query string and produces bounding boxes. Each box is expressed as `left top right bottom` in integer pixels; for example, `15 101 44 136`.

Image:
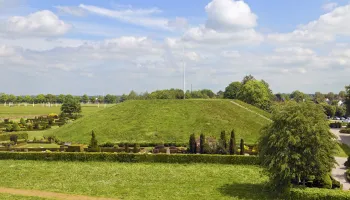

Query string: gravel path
0 187 117 200
331 128 350 190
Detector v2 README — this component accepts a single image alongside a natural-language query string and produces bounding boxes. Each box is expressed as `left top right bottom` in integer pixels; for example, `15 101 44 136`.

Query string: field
47 99 271 144
0 194 48 200
0 160 273 200
0 104 112 118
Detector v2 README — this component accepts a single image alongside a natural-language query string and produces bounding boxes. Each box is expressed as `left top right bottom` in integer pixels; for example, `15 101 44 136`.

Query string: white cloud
322 2 338 11
0 10 71 37
0 45 15 56
221 50 240 58
55 6 86 16
268 4 350 44
274 47 315 56
205 0 257 31
79 4 185 30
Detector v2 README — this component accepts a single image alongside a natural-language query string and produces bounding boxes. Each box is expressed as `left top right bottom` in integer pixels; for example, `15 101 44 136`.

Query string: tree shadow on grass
218 183 280 200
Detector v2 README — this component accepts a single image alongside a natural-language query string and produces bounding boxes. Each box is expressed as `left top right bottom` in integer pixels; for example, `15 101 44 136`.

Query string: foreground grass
0 160 273 200
0 194 48 200
0 104 111 118
48 100 271 144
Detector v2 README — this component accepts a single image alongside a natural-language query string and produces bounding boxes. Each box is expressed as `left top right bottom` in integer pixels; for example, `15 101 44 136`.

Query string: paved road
331 128 350 190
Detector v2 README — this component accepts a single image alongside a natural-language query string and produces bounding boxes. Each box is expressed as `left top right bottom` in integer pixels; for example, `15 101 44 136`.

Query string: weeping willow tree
258 101 336 191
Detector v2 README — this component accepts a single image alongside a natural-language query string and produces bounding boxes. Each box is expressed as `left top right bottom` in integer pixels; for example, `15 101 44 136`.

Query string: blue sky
1 0 350 95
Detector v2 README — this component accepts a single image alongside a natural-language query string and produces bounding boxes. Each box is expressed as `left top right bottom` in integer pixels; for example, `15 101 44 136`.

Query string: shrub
220 130 227 149
124 143 129 152
99 142 114 147
290 187 350 200
199 133 205 154
27 123 33 130
67 145 84 152
340 128 350 134
347 123 350 128
240 139 245 155
20 118 26 126
0 152 260 165
89 130 98 148
346 169 350 182
189 133 196 154
329 122 342 128
203 143 213 154
345 157 350 167
9 134 18 144
133 143 140 153
5 124 12 132
229 129 236 155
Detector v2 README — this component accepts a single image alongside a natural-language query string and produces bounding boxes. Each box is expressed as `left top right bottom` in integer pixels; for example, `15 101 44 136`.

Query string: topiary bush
340 128 350 134
329 122 342 128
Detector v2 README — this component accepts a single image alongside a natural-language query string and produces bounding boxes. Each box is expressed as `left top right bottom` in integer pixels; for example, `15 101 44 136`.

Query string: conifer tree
229 129 236 155
240 139 244 155
200 133 205 154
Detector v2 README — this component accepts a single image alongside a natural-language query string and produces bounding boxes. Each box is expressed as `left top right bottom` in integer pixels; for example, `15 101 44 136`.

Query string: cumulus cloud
205 0 257 31
0 10 71 37
0 45 15 57
268 4 350 44
180 0 262 47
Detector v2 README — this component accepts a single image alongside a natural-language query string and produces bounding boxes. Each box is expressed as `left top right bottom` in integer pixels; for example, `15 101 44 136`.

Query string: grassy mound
47 100 271 144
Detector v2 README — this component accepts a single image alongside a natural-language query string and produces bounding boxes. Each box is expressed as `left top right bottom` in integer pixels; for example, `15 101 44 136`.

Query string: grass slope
231 100 272 119
0 160 273 200
47 100 271 144
0 194 48 200
0 104 111 118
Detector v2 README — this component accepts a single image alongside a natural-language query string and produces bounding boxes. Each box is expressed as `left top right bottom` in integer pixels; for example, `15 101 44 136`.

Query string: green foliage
314 92 325 104
11 122 21 131
0 152 260 164
290 90 307 103
81 94 89 103
346 169 350 182
199 133 205 154
60 96 81 115
133 143 140 153
258 101 336 191
189 133 196 154
241 74 255 85
346 85 350 116
320 103 336 117
240 139 244 155
290 187 350 200
47 100 270 144
229 129 236 155
224 81 241 99
89 130 98 149
220 130 227 149
336 105 346 117
237 80 272 111
0 132 28 141
9 134 18 144
329 122 342 128
20 118 26 126
340 128 350 133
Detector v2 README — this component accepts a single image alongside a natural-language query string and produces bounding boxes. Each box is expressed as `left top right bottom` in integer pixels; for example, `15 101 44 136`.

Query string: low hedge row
0 132 28 141
329 122 342 128
0 152 259 164
290 188 350 200
340 128 350 134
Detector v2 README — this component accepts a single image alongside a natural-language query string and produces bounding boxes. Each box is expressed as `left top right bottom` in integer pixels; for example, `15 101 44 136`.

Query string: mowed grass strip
0 104 110 118
48 100 270 144
0 160 273 200
0 193 50 200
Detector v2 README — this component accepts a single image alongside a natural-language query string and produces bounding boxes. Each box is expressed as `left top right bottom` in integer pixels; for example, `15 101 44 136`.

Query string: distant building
338 100 344 106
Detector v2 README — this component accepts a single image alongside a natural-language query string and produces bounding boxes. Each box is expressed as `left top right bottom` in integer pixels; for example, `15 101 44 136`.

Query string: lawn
0 194 49 200
0 160 274 200
47 100 271 144
14 143 60 148
231 100 272 119
336 143 350 157
0 104 112 118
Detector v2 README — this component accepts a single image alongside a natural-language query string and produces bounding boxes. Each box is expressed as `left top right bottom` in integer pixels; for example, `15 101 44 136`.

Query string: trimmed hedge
290 188 350 200
340 128 350 134
0 132 28 141
0 152 259 164
329 122 342 128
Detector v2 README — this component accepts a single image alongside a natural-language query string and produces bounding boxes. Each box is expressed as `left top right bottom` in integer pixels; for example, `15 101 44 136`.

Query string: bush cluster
0 152 259 164
329 122 342 128
340 128 350 134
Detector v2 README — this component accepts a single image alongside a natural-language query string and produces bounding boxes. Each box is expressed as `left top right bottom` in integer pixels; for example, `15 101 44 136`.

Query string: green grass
47 100 271 144
14 143 60 148
231 100 272 119
337 143 350 157
0 160 274 200
0 194 49 200
0 104 111 118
